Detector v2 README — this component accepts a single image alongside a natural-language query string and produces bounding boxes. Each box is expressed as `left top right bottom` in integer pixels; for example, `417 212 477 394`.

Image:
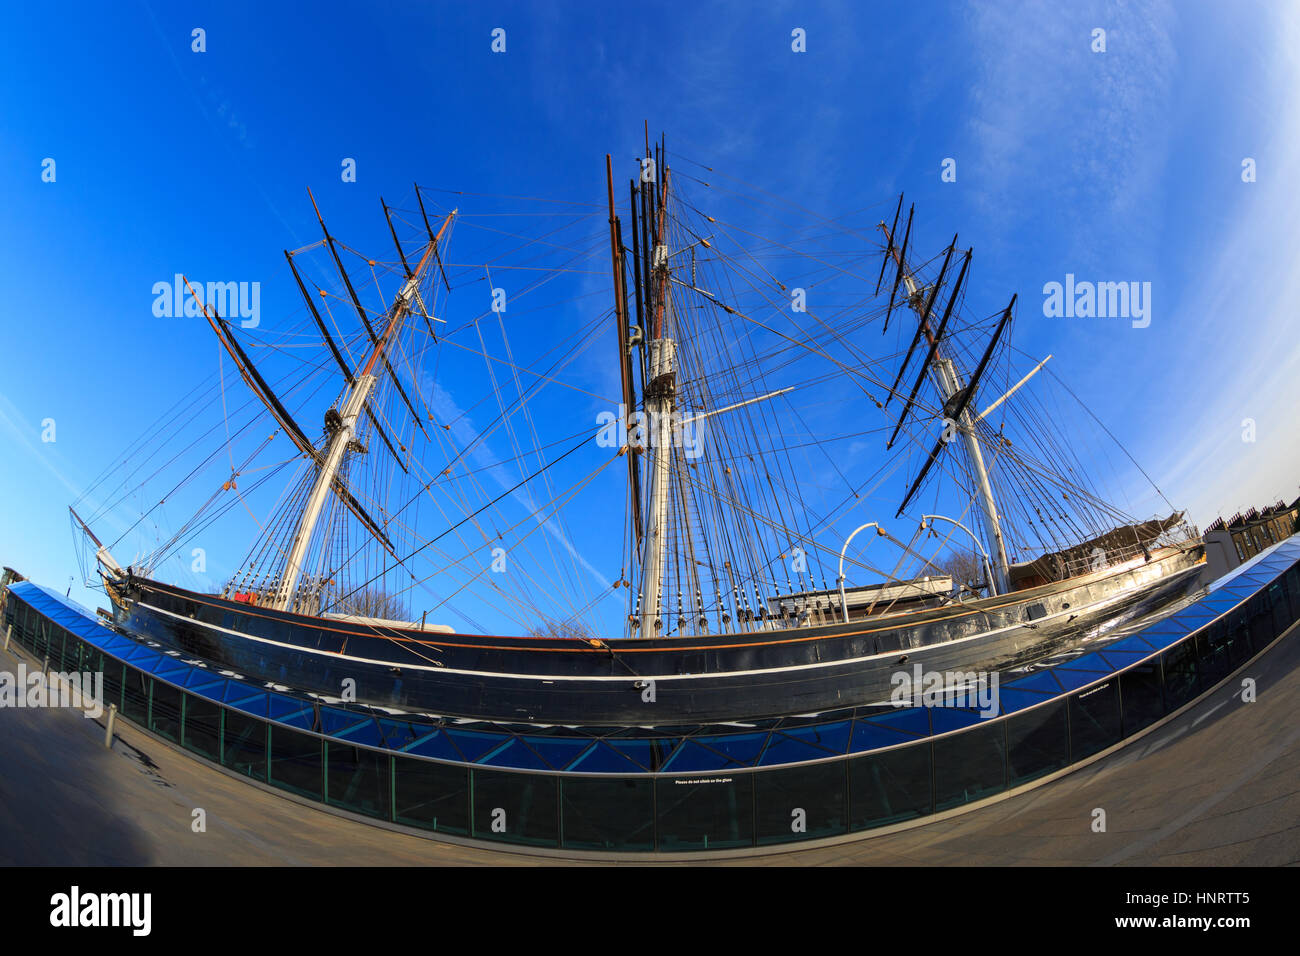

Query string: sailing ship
75 133 1204 725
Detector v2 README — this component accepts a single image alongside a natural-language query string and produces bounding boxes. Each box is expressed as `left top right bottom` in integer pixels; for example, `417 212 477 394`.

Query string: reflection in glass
182 693 221 761
326 742 389 818
1006 700 1068 787
472 769 558 847
394 759 470 835
269 726 323 799
656 775 753 850
561 776 655 850
222 708 266 780
755 760 847 845
849 743 932 829
934 719 1005 811
1119 662 1165 737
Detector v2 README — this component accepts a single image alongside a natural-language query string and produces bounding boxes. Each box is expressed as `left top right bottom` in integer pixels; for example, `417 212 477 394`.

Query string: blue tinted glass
1002 670 1063 694
998 687 1057 715
759 733 838 766
335 719 384 747
573 741 651 773
1138 627 1192 650
445 729 506 762
1099 635 1159 655
520 736 593 771
604 739 657 771
778 721 851 755
320 706 367 736
1061 652 1116 672
930 707 988 733
225 689 269 717
698 731 767 766
480 738 551 770
860 706 931 737
849 719 914 753
1099 649 1151 669
404 730 463 761
1051 667 1109 692
150 657 191 681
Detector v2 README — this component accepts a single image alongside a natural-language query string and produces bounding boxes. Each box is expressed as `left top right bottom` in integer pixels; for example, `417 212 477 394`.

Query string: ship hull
110 543 1205 725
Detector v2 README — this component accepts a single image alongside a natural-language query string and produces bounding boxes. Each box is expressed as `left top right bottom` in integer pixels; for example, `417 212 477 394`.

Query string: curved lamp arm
837 522 885 623
920 513 997 597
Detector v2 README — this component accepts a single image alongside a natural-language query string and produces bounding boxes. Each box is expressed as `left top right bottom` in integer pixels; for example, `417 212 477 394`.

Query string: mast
637 151 677 636
881 217 1012 594
273 205 456 612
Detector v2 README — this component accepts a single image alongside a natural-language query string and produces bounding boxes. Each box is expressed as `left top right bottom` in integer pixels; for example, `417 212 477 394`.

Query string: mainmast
636 142 677 636
273 200 456 612
881 214 1012 595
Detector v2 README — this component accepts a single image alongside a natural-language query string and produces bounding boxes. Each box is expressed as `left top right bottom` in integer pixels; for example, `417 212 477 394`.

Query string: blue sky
1 0 1297 622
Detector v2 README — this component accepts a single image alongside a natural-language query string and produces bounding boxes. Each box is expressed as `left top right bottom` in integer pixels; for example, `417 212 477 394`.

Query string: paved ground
0 630 1296 866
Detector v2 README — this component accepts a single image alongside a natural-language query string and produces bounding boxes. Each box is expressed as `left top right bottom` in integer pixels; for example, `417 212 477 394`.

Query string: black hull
112 544 1204 724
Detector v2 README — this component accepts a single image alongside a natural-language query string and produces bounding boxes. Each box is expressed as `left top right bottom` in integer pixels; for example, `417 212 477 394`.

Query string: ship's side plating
110 542 1205 724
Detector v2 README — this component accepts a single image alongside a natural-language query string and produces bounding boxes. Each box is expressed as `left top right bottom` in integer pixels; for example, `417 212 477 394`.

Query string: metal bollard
3 623 10 652
104 703 117 749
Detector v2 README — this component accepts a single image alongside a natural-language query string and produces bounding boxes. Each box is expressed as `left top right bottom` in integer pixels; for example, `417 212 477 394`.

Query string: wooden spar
977 354 1052 421
359 213 453 380
309 187 378 341
415 183 452 291
888 247 970 449
887 234 957 408
275 209 457 609
875 193 903 295
883 204 914 333
895 294 1016 518
382 198 413 277
651 163 671 339
285 250 354 386
309 190 429 437
606 155 644 548
628 180 646 340
182 278 397 553
184 276 315 456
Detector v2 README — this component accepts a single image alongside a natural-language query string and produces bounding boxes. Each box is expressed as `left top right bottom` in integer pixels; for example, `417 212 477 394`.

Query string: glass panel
848 742 932 830
182 693 221 761
393 758 470 835
1268 582 1292 636
933 721 1005 811
655 775 753 850
1119 661 1165 737
1069 679 1121 760
149 679 181 742
122 668 150 723
326 743 389 819
269 726 323 800
1006 700 1068 787
561 776 655 851
754 760 847 845
471 769 559 847
1161 640 1200 711
100 656 124 713
222 708 267 781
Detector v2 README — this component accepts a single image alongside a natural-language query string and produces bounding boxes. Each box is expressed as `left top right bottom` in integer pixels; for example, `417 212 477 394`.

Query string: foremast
273 205 456 612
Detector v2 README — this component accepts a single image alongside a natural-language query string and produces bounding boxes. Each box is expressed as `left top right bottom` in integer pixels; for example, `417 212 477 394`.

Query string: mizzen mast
880 206 1013 594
